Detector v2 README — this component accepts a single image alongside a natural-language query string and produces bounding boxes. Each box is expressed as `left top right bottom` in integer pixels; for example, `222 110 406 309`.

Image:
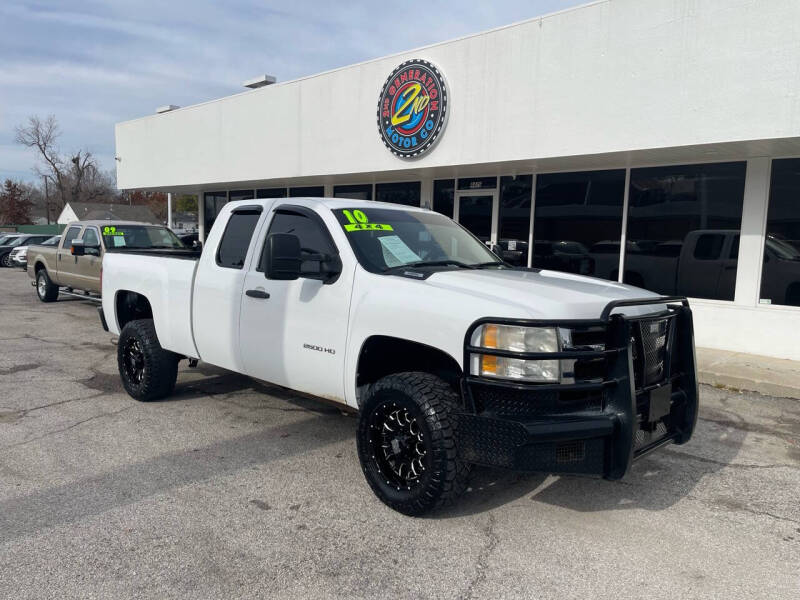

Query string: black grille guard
461 296 699 480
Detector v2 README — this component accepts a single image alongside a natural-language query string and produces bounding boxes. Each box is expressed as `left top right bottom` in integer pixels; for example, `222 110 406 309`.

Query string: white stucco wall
115 0 800 190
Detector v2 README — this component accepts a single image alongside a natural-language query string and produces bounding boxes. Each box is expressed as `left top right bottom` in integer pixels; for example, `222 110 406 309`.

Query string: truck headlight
470 324 560 382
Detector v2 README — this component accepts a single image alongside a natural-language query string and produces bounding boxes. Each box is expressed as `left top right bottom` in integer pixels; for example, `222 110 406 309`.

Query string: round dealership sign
377 59 448 158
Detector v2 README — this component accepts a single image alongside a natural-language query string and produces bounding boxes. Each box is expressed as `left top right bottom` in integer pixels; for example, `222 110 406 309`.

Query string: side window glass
83 228 100 247
217 210 262 269
693 234 724 260
63 227 82 247
260 211 334 274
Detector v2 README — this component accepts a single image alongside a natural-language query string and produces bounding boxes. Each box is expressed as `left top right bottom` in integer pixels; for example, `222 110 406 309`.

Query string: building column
420 178 433 209
324 184 334 198
167 193 173 228
734 157 771 306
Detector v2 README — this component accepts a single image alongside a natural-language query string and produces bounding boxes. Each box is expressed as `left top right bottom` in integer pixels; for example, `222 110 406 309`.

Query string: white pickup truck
99 198 698 515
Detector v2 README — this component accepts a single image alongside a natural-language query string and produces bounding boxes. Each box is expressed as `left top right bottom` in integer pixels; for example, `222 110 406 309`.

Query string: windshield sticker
112 236 127 247
378 235 421 266
341 209 393 232
103 226 124 236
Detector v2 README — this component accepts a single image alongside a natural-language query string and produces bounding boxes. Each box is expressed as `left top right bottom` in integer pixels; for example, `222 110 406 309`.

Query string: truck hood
422 268 666 320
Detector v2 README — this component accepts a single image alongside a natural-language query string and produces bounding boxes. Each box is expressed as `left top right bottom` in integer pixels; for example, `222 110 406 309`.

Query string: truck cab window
693 234 724 260
63 227 82 247
259 211 335 274
83 228 100 247
217 210 262 269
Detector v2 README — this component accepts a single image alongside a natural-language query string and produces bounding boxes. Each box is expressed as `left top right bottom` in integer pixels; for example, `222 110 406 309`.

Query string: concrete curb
696 347 800 400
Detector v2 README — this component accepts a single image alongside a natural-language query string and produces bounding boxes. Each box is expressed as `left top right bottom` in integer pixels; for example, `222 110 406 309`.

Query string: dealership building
115 0 800 360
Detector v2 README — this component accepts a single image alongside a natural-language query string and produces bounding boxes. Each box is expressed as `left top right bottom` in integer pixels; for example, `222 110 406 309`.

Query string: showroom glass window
229 190 255 201
204 192 228 234
760 158 800 307
433 179 454 217
289 186 324 197
498 175 533 267
375 182 420 207
625 162 746 300
534 169 625 280
334 184 372 200
256 188 287 199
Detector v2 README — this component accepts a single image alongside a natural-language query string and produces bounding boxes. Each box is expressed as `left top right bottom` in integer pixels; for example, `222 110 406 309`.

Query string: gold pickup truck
27 220 188 302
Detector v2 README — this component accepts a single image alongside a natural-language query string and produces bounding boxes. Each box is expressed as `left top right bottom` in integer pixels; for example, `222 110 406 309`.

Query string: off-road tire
36 269 59 302
0 253 11 268
117 319 179 402
357 372 471 516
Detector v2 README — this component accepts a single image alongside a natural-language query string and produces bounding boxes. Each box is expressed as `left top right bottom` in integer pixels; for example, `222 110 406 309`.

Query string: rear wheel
36 269 59 302
117 319 179 401
0 253 11 268
356 372 471 516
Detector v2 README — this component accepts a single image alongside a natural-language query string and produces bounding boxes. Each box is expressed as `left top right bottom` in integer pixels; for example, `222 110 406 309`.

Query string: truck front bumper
457 297 698 479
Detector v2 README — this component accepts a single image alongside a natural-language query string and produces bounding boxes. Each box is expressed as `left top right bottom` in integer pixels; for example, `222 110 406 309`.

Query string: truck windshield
332 207 502 273
101 225 185 250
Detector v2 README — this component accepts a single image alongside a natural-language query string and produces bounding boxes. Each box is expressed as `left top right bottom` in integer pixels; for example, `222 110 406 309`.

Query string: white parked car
99 198 699 515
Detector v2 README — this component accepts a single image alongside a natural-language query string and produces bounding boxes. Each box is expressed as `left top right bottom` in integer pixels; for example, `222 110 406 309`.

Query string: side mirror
71 241 85 256
265 233 302 280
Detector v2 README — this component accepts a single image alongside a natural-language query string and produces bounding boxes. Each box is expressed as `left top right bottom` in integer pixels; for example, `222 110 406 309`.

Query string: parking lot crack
3 406 133 449
666 448 799 471
461 513 499 600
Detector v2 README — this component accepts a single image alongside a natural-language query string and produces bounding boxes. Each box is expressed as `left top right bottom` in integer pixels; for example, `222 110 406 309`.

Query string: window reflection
375 182 421 206
433 179 454 217
761 159 800 306
625 162 746 300
534 170 625 279
498 175 532 266
289 186 324 197
203 191 227 234
334 184 372 200
256 188 287 199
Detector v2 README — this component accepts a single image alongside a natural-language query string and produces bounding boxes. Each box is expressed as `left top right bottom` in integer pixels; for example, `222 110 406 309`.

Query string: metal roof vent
243 75 277 89
155 105 180 114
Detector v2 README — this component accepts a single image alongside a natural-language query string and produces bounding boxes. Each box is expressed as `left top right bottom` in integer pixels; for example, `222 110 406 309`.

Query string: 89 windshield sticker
102 226 124 236
340 209 393 232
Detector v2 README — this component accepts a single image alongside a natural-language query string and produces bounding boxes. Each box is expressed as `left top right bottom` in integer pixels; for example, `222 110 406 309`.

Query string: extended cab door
239 205 353 402
57 225 83 288
192 204 268 372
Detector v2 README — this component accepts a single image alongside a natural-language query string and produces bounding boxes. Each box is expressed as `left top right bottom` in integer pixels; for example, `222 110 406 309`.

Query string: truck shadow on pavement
439 409 748 518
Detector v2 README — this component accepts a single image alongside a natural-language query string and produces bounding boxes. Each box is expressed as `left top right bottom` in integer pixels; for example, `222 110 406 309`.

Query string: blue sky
0 0 585 183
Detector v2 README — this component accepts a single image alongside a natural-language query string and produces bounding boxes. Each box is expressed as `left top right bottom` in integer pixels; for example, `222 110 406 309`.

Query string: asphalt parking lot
0 267 798 599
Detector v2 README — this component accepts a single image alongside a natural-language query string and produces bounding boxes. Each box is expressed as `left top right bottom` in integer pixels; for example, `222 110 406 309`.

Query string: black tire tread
357 372 471 516
117 319 179 402
36 269 59 302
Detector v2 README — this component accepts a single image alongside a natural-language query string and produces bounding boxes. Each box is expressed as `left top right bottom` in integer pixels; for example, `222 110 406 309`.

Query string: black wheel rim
122 337 145 385
367 401 430 491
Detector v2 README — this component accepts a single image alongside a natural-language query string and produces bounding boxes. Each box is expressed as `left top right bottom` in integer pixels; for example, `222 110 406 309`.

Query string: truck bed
101 251 200 358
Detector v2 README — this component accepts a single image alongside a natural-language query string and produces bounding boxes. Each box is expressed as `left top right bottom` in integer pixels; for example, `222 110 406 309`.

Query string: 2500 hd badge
98 198 698 516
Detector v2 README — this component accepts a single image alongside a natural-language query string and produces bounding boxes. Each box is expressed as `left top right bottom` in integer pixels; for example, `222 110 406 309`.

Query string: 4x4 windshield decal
341 209 393 232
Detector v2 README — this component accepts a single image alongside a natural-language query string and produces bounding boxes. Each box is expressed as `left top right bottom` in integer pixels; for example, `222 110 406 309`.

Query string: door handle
246 289 270 299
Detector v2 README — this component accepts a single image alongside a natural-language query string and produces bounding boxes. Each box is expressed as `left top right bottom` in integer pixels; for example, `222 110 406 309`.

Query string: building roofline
116 0 606 127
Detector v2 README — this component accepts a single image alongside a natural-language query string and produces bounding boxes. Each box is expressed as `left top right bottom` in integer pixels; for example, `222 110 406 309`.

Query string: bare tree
15 115 116 209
